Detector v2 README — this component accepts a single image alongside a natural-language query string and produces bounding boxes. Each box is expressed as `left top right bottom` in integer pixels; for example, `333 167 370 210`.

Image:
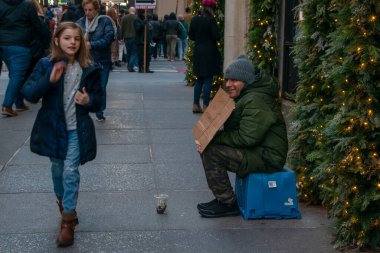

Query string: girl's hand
49 61 66 83
75 87 89 105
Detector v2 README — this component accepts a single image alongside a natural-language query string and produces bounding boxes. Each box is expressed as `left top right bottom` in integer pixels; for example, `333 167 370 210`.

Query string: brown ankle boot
56 198 79 225
192 104 203 113
56 211 78 247
203 105 208 112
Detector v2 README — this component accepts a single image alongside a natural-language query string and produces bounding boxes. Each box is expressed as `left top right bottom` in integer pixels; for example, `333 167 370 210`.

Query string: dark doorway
282 0 299 96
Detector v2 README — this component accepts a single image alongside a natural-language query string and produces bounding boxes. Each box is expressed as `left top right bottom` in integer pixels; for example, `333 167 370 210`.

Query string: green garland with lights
291 0 380 250
247 0 279 76
185 0 225 96
288 0 337 205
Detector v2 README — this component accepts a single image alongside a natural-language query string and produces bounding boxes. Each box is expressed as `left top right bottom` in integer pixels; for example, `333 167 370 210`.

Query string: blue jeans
50 130 81 212
194 76 213 106
182 38 188 59
0 46 31 108
124 38 138 69
177 38 183 60
96 63 111 118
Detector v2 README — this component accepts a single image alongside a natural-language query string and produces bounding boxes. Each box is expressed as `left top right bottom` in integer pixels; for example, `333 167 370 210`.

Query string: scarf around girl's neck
84 14 117 40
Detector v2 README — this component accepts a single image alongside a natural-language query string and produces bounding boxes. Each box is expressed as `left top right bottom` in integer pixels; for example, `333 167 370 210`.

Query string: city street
0 59 337 252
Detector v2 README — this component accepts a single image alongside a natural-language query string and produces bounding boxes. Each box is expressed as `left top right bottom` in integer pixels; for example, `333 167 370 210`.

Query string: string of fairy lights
247 0 278 75
291 1 379 249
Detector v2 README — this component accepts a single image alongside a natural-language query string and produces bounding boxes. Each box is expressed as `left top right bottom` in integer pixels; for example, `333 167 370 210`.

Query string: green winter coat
211 73 288 177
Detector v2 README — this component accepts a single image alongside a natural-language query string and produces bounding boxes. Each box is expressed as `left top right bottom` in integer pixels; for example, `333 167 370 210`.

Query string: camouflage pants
200 144 244 204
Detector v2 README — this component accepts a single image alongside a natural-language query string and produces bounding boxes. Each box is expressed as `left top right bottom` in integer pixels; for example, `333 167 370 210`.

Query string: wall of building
155 0 187 20
223 0 248 70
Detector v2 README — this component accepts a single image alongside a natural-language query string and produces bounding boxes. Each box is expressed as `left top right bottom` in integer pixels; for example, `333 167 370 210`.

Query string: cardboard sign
192 88 235 151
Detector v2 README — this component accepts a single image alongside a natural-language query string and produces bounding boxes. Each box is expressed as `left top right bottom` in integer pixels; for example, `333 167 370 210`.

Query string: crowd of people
0 0 194 118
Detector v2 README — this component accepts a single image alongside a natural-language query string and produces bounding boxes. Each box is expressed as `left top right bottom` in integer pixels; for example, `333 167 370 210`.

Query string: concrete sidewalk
0 59 337 253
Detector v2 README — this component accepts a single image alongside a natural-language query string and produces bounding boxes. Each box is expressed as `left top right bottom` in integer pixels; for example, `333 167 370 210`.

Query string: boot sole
1 112 17 117
199 210 241 218
197 199 219 211
56 239 74 247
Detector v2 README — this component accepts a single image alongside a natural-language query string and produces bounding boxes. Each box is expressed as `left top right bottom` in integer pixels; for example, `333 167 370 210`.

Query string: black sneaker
198 200 240 218
96 115 106 122
197 198 218 211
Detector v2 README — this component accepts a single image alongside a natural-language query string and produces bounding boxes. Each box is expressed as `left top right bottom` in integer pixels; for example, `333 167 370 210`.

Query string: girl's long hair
50 22 90 68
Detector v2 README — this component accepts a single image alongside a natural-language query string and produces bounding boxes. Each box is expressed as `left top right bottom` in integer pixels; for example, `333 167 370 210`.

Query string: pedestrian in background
118 9 126 64
26 0 52 79
183 6 192 27
150 14 161 60
164 12 180 62
177 14 188 61
0 0 48 117
77 0 116 122
121 6 138 72
161 14 169 58
189 5 221 113
107 5 121 68
61 0 84 22
134 10 154 73
21 22 102 247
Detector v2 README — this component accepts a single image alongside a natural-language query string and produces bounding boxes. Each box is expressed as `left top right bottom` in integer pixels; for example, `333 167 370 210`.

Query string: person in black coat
61 0 85 22
150 14 161 60
189 6 222 113
26 0 52 80
134 10 153 73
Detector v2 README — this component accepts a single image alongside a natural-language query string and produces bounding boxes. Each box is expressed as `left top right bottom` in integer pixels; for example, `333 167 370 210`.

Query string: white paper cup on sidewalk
154 194 168 214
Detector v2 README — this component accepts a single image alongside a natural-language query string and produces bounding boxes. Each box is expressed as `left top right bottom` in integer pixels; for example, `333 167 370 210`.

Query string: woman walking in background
189 5 221 113
107 5 121 67
26 0 51 79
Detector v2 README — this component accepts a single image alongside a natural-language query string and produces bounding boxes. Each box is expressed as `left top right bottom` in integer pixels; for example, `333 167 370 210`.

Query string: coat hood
238 71 279 100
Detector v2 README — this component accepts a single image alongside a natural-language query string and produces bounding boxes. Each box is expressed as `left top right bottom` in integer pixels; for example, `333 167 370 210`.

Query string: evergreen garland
184 0 225 96
320 1 380 249
247 0 279 76
289 0 337 205
291 0 380 249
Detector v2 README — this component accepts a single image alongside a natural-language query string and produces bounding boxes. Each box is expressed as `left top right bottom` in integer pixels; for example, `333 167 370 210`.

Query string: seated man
197 55 288 218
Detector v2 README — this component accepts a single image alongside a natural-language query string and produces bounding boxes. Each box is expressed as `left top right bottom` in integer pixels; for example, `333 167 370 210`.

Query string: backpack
178 22 187 40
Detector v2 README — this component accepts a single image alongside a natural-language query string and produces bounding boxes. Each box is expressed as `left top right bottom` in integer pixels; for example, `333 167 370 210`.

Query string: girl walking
22 22 102 247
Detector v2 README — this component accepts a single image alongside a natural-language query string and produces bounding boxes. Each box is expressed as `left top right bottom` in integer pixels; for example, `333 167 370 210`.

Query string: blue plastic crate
235 166 301 220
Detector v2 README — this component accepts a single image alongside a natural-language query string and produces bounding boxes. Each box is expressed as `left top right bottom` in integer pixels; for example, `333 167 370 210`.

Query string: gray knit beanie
224 55 256 85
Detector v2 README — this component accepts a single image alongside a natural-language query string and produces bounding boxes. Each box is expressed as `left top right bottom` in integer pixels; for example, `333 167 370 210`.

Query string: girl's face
55 28 81 62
